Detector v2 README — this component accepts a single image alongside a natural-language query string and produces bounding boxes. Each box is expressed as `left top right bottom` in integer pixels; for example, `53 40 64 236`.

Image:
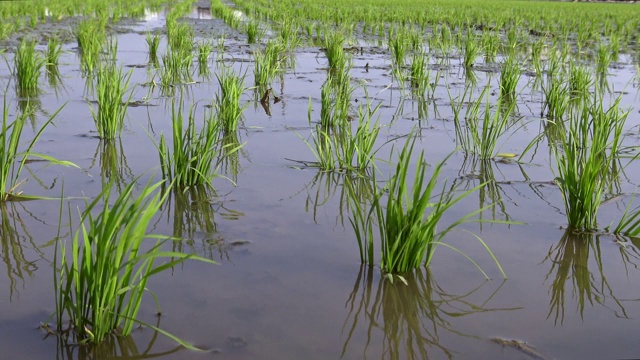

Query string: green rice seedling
146 32 160 67
46 36 63 67
14 39 44 98
450 86 516 159
76 19 106 74
54 179 216 345
90 64 135 139
595 43 612 76
300 97 380 171
568 64 593 104
554 93 628 230
215 67 248 132
0 97 75 201
167 21 194 58
159 49 193 90
323 30 347 70
253 47 281 89
246 21 263 44
499 55 521 101
159 101 241 187
612 197 640 238
279 18 301 50
388 29 409 68
543 74 570 121
462 31 481 68
409 52 431 100
197 41 214 77
349 134 504 275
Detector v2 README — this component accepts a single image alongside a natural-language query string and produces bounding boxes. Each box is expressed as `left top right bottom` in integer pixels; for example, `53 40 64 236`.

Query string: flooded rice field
2 1 640 359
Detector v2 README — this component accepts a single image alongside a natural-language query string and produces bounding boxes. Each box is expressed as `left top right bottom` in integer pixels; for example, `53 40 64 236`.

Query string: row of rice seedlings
349 134 505 276
76 18 107 75
14 38 45 98
0 96 75 201
89 62 135 139
54 178 215 345
554 93 629 231
214 67 248 132
158 100 242 187
146 32 161 67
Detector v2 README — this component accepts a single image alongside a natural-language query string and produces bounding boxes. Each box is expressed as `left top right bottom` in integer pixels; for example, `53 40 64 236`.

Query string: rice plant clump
214 67 248 132
499 55 521 101
158 101 243 187
0 98 75 201
554 94 628 230
349 135 504 275
15 38 45 97
90 64 135 139
55 179 216 345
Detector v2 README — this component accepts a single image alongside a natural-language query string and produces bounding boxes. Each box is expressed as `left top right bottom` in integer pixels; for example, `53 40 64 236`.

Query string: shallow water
1 4 640 360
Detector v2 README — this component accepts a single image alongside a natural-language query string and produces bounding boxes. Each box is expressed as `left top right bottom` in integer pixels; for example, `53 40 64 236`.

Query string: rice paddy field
2 0 640 358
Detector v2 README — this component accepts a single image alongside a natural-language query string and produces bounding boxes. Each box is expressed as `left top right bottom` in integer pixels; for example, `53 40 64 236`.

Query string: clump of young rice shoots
159 101 241 187
54 179 216 345
197 40 214 77
323 30 347 70
76 18 106 74
349 134 505 276
543 73 570 121
14 38 44 98
215 67 248 132
410 52 431 100
499 55 521 101
159 49 193 90
462 31 481 68
300 100 381 171
253 46 281 89
90 63 135 139
0 97 75 201
450 86 516 159
568 64 593 104
388 27 409 68
554 93 628 230
481 31 499 63
146 32 160 67
246 20 263 44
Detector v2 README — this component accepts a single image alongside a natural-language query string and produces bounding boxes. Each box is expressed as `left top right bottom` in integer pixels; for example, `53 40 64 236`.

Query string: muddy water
1 5 640 360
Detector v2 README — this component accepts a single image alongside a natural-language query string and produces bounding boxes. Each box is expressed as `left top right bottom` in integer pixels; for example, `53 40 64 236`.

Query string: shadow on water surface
543 229 640 326
340 266 519 360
